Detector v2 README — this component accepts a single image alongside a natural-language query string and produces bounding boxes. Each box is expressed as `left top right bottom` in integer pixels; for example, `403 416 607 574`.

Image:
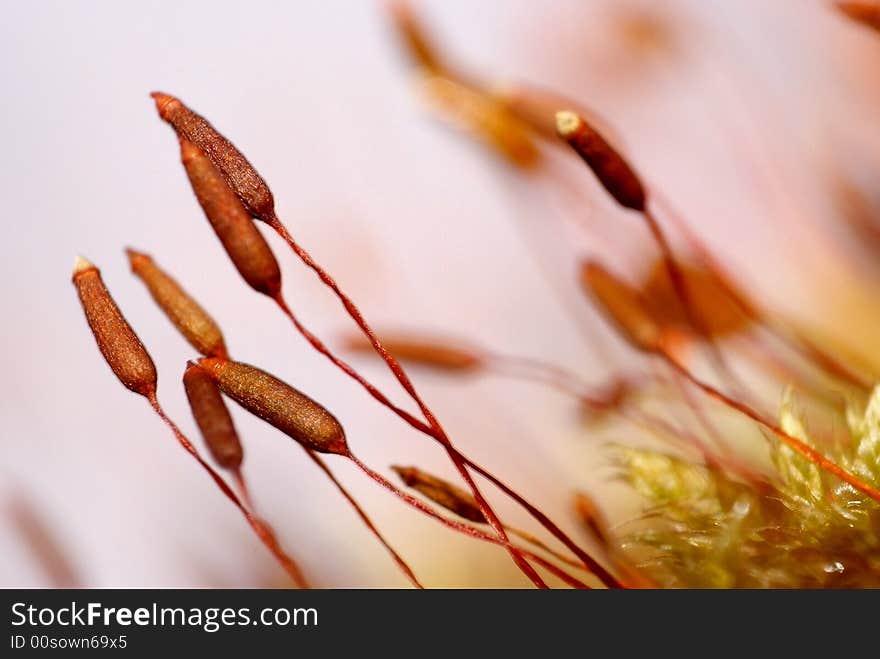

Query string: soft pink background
2 0 878 587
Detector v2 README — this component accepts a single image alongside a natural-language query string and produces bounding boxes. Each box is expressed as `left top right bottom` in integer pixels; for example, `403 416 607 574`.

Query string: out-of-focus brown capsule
183 362 243 470
127 249 228 359
422 75 540 170
151 92 276 223
556 110 646 211
72 256 157 397
178 138 282 297
579 261 661 353
385 0 445 73
391 466 487 523
580 377 631 423
198 358 348 456
836 1 880 33
7 495 82 588
639 258 749 339
344 333 482 372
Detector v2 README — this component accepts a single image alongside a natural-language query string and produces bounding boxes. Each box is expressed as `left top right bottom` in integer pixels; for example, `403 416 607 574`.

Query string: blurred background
1 0 879 587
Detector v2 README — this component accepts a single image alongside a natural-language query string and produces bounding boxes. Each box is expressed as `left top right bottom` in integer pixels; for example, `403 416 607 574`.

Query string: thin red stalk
146 393 311 588
668 368 737 459
641 207 754 400
266 219 546 588
504 526 585 571
273 295 432 434
484 352 600 400
347 453 591 589
647 366 764 481
483 351 638 415
662 356 880 502
486 350 761 485
737 333 842 408
652 193 872 390
302 448 424 589
620 406 762 486
277 295 613 585
454 456 623 588
231 468 254 510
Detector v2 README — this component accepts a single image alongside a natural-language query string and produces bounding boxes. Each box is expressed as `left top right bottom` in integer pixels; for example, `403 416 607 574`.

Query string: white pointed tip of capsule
555 110 582 138
73 255 95 275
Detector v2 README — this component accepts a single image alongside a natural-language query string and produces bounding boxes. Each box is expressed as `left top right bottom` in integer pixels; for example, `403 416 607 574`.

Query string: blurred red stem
147 393 310 588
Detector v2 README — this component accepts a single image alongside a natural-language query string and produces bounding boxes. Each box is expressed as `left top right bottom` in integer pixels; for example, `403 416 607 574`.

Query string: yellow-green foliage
615 387 880 587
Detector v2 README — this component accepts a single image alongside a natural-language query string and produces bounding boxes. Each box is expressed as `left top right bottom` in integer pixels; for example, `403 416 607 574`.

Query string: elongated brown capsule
72 256 157 397
579 261 661 353
178 139 282 297
386 0 445 73
198 358 348 456
391 466 486 523
836 1 880 33
556 110 646 211
344 333 482 372
152 92 276 223
183 362 243 469
127 249 228 359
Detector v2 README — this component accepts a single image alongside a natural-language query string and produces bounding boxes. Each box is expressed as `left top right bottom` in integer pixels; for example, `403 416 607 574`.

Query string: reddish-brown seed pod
178 138 282 297
72 256 158 397
198 358 348 456
836 1 880 33
183 362 243 470
391 465 487 523
151 91 276 223
385 0 445 73
127 249 228 359
579 261 662 353
344 333 483 372
556 110 646 211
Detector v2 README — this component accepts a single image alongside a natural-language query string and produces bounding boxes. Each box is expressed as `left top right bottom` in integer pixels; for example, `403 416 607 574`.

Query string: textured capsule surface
179 139 282 297
391 466 486 523
556 110 646 211
72 257 157 396
580 261 661 352
152 91 276 222
345 333 482 372
127 249 228 358
184 362 243 469
198 358 348 455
